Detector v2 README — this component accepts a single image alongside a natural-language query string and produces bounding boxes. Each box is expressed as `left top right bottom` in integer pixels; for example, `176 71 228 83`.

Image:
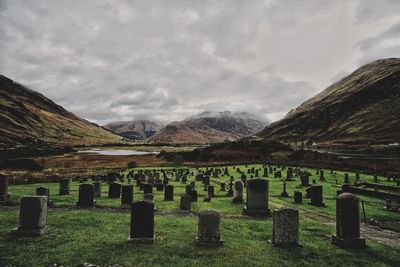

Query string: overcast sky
1 0 400 125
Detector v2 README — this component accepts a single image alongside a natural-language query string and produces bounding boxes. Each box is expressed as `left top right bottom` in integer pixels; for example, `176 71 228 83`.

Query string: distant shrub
127 161 138 168
0 159 44 171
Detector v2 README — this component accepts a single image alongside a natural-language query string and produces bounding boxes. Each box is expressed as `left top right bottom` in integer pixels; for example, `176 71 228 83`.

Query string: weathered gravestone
195 210 224 247
270 208 299 247
93 181 102 198
11 196 49 236
180 195 191 211
121 185 133 206
309 185 325 207
59 178 71 195
294 191 302 204
332 193 366 248
0 174 10 202
108 182 122 198
189 190 198 202
243 178 271 217
344 173 350 184
156 183 164 191
164 185 174 201
227 181 234 197
208 186 215 197
143 183 153 194
319 170 325 181
232 180 244 203
186 185 193 194
220 183 226 191
77 184 95 207
127 201 154 243
280 182 289 197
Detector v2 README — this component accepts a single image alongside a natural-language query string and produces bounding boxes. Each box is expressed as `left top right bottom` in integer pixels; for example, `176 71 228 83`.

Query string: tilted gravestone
11 196 49 236
93 181 102 198
243 178 271 217
108 182 122 198
77 184 95 207
180 195 191 211
270 208 299 247
0 174 10 202
195 210 224 247
59 178 71 195
332 193 366 248
127 201 155 243
121 185 134 206
164 185 174 201
232 180 244 203
309 185 325 206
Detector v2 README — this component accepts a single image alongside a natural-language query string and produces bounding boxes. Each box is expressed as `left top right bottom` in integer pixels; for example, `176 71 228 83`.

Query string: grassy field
1 164 400 266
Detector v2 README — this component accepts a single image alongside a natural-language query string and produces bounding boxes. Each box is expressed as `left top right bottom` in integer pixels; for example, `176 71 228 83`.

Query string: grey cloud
0 0 399 125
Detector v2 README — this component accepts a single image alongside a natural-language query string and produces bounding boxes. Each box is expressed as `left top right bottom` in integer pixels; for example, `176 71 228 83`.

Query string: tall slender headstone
232 180 244 203
293 191 302 204
93 181 102 198
11 196 49 236
300 174 309 187
164 185 174 201
0 174 10 202
195 210 224 247
243 178 270 217
127 201 155 243
332 193 366 248
270 208 299 247
309 185 325 207
36 186 50 204
77 184 95 207
189 190 198 202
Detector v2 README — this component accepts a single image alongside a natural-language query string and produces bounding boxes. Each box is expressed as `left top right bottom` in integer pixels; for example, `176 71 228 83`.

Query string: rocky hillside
257 58 400 148
104 120 162 140
0 75 122 154
148 111 269 144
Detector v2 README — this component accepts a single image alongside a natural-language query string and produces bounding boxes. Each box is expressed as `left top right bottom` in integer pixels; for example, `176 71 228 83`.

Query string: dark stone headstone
77 184 95 207
127 201 155 243
280 182 289 198
332 193 366 248
164 185 174 201
294 191 302 204
207 186 215 198
143 183 153 194
344 173 350 184
180 195 191 211
121 185 134 206
156 183 164 191
189 190 198 202
186 185 193 194
243 178 270 217
232 180 244 203
36 186 50 204
309 185 325 207
59 178 71 195
300 174 309 187
93 182 102 198
108 182 121 198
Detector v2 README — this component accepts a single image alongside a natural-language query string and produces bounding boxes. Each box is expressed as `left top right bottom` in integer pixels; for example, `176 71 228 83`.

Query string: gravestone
36 186 50 204
0 174 10 201
232 180 244 203
332 193 366 248
11 196 49 236
220 183 226 191
280 182 289 197
294 191 302 204
127 201 154 243
77 184 95 207
263 168 268 177
180 195 191 211
59 178 71 195
186 185 193 194
309 185 325 207
300 174 309 187
189 190 198 202
164 185 174 201
108 182 122 198
227 181 234 197
270 208 299 247
93 182 102 198
344 173 350 184
243 178 270 217
319 170 325 181
156 183 164 191
121 185 134 206
207 186 215 198
195 210 224 247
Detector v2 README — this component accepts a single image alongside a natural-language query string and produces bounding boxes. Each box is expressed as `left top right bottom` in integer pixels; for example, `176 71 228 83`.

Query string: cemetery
1 164 400 266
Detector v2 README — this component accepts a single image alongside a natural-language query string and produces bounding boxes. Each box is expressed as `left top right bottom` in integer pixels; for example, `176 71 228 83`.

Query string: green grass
1 164 400 266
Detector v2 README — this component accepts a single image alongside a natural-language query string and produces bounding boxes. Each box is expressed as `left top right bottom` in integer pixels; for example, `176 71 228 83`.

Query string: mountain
103 120 162 140
0 75 122 153
148 111 269 144
257 58 400 148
